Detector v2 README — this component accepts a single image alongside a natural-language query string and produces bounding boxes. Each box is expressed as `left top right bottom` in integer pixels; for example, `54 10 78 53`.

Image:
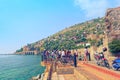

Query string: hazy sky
0 0 120 54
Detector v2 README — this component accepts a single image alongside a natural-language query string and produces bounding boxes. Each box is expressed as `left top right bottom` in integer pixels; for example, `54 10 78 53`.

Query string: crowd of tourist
41 47 92 67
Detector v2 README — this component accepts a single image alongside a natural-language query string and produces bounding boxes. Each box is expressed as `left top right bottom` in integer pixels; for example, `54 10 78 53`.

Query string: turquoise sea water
0 55 45 80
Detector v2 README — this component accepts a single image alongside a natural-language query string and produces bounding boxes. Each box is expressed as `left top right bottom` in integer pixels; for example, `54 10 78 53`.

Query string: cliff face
105 7 120 42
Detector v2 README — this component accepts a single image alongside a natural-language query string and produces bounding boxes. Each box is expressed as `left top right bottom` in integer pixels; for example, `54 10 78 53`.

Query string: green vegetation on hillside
16 48 23 52
16 17 105 52
39 18 105 51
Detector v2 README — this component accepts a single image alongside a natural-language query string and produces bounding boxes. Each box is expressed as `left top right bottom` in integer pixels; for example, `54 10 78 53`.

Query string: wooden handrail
47 62 53 80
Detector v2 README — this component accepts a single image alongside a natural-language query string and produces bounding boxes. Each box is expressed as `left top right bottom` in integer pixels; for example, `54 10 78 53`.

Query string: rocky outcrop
105 7 120 42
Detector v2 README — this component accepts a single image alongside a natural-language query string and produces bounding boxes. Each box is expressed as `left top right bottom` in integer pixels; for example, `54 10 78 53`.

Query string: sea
0 55 45 80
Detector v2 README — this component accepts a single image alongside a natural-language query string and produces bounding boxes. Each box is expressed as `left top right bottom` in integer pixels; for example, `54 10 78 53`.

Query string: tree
108 39 120 56
16 48 23 52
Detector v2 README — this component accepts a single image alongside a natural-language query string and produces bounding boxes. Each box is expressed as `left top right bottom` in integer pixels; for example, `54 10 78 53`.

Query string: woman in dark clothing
73 53 77 67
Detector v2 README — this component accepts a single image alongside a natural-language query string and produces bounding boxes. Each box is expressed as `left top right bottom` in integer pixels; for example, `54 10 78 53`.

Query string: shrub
108 39 120 55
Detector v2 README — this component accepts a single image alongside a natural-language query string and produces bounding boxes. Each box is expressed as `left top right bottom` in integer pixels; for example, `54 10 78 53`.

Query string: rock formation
105 7 120 42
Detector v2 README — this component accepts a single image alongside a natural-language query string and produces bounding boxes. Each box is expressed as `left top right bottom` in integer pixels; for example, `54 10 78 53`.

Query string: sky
0 0 120 54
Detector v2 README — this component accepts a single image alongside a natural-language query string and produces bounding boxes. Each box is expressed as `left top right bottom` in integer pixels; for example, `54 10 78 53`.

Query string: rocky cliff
105 7 120 42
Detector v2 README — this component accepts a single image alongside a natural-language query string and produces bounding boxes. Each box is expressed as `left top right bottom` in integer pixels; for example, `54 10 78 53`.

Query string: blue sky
0 0 120 54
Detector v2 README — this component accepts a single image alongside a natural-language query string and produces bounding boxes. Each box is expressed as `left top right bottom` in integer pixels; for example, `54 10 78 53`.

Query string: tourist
57 50 61 61
84 47 91 63
94 51 99 61
43 49 47 63
41 51 44 61
78 51 82 61
73 53 77 67
61 50 66 63
46 50 49 62
99 52 104 59
66 50 70 58
51 50 55 60
75 50 78 60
